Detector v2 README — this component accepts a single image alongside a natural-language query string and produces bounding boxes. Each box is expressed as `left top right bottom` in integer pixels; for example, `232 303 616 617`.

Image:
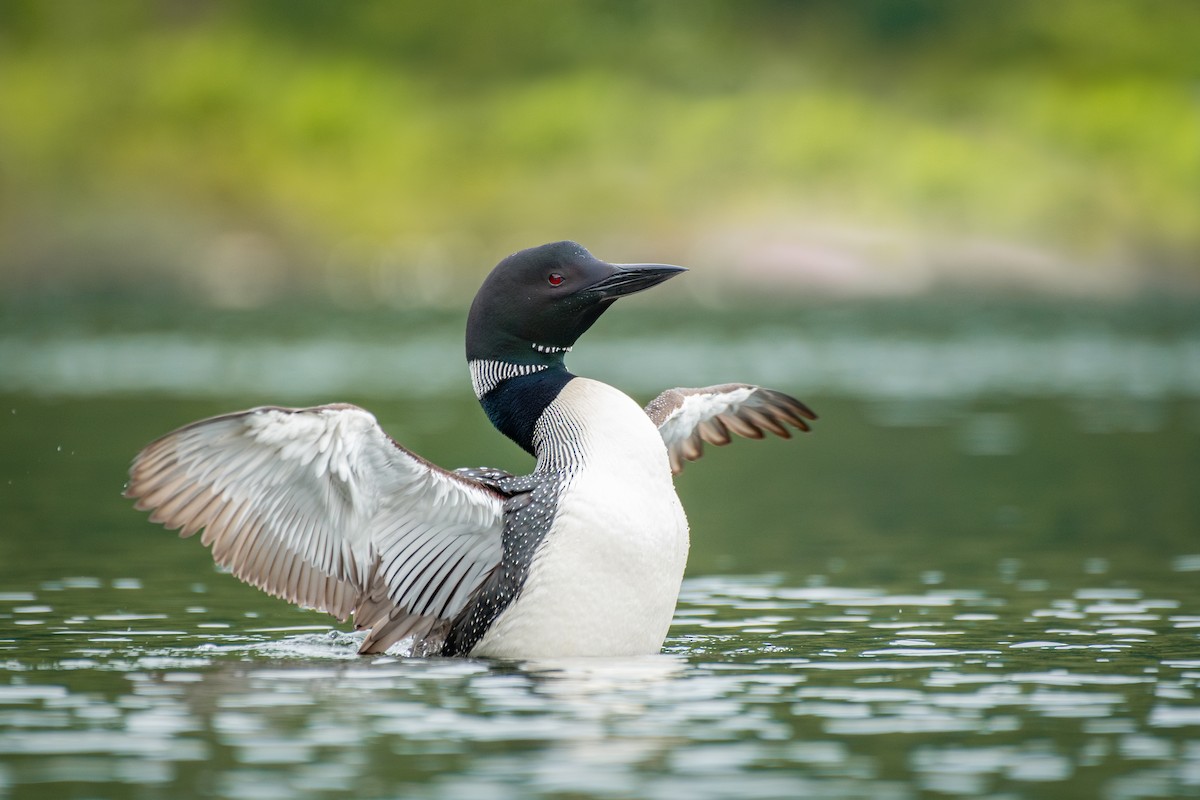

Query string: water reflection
1 570 1197 799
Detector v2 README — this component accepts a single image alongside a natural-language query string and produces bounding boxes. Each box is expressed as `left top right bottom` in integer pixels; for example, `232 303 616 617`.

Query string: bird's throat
474 363 574 457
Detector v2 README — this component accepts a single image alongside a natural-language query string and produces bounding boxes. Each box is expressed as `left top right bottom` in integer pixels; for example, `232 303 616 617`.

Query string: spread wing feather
645 384 817 475
125 404 507 653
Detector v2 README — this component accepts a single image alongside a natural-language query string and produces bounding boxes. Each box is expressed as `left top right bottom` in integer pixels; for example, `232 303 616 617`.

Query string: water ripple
0 569 1197 799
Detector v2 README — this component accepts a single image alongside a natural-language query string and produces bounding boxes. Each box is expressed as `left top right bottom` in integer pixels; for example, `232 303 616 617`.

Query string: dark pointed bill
586 263 687 299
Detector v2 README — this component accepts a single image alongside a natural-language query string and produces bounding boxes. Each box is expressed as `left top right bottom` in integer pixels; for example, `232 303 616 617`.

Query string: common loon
126 241 816 658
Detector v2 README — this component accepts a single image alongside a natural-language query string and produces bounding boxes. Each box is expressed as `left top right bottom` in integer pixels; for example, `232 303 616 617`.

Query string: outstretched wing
645 384 817 475
125 404 506 653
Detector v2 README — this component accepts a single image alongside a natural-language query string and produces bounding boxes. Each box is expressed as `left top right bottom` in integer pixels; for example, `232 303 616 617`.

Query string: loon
125 241 816 658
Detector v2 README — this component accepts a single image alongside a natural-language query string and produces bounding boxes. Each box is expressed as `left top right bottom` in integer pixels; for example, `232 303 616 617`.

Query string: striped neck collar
469 359 550 400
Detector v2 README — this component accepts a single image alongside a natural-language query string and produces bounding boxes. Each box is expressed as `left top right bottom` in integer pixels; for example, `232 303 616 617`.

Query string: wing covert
645 384 817 474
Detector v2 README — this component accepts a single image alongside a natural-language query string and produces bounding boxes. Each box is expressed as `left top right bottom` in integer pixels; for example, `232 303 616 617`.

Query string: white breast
470 378 690 658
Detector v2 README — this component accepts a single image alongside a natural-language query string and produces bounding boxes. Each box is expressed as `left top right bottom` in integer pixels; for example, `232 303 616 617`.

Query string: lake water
1 298 1198 798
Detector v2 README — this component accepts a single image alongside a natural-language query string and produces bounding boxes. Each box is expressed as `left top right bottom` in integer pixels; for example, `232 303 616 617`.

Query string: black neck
480 364 574 456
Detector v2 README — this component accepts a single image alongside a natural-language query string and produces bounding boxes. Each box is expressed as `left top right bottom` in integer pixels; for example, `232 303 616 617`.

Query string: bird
125 241 817 659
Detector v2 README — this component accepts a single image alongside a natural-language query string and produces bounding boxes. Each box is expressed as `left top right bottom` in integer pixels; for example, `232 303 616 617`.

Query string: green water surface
0 300 1197 799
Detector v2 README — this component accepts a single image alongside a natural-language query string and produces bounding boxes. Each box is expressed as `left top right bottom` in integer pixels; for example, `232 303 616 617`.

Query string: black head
466 241 686 365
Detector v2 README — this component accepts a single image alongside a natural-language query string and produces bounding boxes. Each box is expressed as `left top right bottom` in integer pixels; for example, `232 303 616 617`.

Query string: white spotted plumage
126 380 809 658
470 378 689 658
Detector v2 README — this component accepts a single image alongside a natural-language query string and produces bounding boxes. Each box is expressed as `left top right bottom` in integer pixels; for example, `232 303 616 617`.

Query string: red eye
547 273 564 286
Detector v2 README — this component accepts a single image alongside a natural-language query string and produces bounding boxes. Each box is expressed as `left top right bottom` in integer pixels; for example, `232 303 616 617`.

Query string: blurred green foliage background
2 0 1198 303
